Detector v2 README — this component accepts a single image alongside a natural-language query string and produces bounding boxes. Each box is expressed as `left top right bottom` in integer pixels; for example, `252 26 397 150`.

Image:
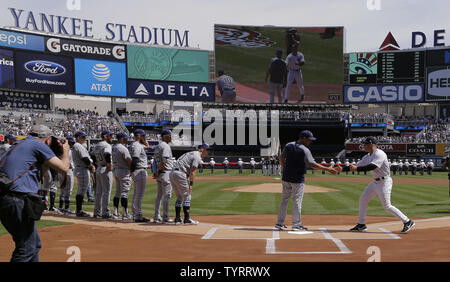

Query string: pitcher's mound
223 183 339 193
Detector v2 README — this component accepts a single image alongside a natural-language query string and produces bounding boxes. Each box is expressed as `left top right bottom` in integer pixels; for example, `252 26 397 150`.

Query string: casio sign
344 85 424 103
24 60 66 76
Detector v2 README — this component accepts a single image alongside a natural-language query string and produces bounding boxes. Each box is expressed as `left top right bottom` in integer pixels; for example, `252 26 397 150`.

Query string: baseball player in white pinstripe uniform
347 137 415 233
284 44 305 103
153 129 174 223
92 130 115 219
112 132 132 220
129 129 150 222
72 131 96 217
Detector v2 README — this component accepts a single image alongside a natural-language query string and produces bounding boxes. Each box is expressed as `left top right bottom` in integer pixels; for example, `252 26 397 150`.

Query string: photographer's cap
299 130 316 141
74 131 87 138
29 125 53 138
66 136 75 143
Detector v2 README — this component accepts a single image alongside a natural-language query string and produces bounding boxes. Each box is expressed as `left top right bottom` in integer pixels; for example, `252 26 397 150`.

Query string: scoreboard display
349 50 425 84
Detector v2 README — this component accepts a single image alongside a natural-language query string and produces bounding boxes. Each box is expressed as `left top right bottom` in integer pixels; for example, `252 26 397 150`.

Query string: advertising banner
127 45 209 83
74 58 126 97
0 48 14 88
0 90 50 110
45 37 126 61
345 143 406 152
436 143 450 155
0 28 44 51
344 84 424 103
15 50 74 93
426 66 450 101
406 144 436 156
127 79 215 102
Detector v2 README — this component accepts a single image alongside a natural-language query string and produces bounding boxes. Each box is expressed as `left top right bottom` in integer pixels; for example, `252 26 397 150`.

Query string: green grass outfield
1 170 448 236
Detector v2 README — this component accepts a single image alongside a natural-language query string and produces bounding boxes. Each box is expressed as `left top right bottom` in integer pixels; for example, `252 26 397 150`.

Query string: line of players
195 157 436 176
37 129 207 225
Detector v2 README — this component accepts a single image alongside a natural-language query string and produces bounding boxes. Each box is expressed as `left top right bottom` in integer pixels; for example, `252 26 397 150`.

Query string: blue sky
0 0 449 52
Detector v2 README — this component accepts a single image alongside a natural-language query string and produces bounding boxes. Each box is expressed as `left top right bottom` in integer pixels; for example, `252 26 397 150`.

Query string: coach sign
406 144 436 156
346 143 406 152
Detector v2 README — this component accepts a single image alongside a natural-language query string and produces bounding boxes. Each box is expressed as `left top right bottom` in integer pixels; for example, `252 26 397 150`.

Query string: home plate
288 231 314 235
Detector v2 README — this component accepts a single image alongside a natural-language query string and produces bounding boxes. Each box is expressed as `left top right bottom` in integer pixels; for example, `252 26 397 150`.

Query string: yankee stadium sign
8 7 189 47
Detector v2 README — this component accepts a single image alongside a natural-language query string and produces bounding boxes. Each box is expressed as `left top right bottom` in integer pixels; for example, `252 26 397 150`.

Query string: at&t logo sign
91 63 112 92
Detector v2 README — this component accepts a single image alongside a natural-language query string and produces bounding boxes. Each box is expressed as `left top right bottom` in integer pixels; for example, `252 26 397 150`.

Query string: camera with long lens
50 136 66 158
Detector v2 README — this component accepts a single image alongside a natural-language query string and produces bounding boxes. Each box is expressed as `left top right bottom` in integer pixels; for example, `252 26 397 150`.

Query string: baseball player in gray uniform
112 132 132 220
223 158 229 174
170 143 209 225
347 137 414 233
129 129 150 222
58 136 76 214
92 130 115 219
284 44 305 103
153 129 174 223
72 131 96 217
41 167 60 212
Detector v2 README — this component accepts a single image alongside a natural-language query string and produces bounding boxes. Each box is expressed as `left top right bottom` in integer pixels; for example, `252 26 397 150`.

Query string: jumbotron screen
214 24 344 104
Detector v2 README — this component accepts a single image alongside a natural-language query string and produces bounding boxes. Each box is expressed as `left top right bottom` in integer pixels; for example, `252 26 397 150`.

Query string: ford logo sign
24 60 66 76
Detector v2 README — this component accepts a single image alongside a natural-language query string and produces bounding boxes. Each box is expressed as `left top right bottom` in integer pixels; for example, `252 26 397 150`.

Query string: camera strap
0 139 36 184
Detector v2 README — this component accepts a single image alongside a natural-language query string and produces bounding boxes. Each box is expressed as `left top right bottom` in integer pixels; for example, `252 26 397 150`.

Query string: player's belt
224 88 235 91
374 176 389 181
290 69 301 71
135 167 146 170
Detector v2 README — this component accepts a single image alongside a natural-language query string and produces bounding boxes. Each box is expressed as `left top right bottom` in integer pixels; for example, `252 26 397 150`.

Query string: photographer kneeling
0 125 70 262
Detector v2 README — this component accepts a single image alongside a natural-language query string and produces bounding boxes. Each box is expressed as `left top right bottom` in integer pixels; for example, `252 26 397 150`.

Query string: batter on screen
345 137 415 234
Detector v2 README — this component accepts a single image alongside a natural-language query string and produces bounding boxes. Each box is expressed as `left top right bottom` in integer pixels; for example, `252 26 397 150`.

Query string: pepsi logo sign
24 60 66 76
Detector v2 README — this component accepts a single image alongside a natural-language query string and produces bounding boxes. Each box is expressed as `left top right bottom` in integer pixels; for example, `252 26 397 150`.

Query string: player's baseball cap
5 134 16 141
161 129 172 136
116 132 129 140
134 129 145 136
299 130 316 141
66 136 75 143
362 136 377 145
276 48 283 56
218 69 224 76
197 143 210 150
101 130 113 137
29 125 53 138
74 130 87 138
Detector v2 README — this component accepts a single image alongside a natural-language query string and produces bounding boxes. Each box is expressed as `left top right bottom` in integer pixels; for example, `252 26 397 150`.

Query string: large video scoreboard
348 50 425 84
345 47 450 103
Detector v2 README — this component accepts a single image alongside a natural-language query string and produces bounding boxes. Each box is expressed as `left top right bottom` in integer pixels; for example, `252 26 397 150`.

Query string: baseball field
1 169 449 262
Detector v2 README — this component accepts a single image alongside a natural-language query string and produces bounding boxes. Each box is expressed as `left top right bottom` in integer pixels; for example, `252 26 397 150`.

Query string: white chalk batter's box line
200 225 406 255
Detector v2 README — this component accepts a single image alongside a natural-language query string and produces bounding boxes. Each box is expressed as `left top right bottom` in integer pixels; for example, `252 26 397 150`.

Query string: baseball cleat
153 217 163 223
183 218 199 225
134 217 150 223
350 223 367 232
122 214 132 221
401 220 415 233
76 211 90 218
174 218 183 225
102 213 118 220
64 208 76 215
92 214 102 219
274 224 288 231
162 218 174 224
292 225 308 231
